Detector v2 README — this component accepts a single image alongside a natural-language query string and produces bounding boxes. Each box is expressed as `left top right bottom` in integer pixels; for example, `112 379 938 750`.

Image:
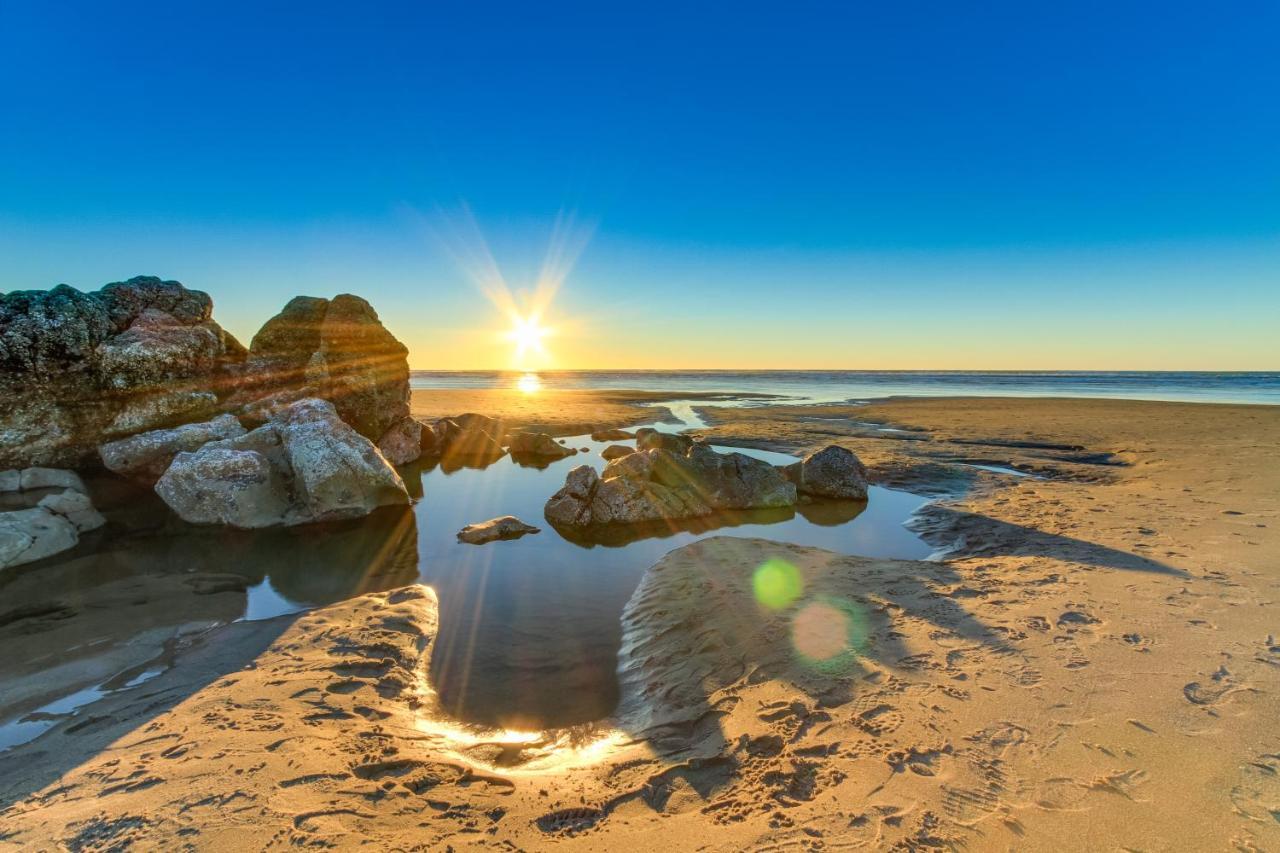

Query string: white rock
19 467 87 493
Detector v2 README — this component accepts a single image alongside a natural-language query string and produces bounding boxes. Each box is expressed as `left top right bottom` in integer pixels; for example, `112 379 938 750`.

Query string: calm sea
410 370 1280 406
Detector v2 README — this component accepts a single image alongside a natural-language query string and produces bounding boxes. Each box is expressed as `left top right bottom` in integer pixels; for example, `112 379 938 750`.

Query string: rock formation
545 442 796 529
0 468 105 569
456 515 540 544
782 444 869 500
99 414 247 483
154 398 409 528
233 294 419 458
601 444 634 460
0 277 245 469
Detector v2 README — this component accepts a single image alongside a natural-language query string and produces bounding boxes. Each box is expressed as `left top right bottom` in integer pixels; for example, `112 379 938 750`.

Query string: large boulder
100 413 246 483
0 467 105 569
782 444 869 500
154 398 409 529
0 277 245 469
236 294 410 442
545 444 796 530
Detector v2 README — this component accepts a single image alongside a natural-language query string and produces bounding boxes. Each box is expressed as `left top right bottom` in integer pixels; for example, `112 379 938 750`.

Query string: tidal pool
0 430 930 748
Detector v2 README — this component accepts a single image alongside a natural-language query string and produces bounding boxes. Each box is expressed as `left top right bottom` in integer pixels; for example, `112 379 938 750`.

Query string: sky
1 2 1277 370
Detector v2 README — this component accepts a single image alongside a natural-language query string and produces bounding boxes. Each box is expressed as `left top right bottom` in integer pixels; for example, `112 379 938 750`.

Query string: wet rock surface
457 515 541 544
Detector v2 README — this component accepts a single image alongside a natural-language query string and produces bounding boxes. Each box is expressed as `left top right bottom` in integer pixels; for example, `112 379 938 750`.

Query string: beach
2 392 1276 850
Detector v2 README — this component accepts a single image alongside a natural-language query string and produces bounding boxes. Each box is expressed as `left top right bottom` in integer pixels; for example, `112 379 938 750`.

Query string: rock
156 446 293 528
0 508 79 569
782 444 869 500
435 417 506 466
100 414 246 483
508 431 577 459
37 489 106 532
0 469 104 568
591 428 635 442
635 427 695 454
18 467 88 493
275 399 410 522
377 416 423 466
0 277 244 468
545 444 796 530
103 390 218 438
238 294 410 441
457 515 541 544
601 444 634 460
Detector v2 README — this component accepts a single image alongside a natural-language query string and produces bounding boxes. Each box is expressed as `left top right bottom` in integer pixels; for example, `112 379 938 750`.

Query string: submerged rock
545 443 796 530
782 444 869 500
457 515 541 544
508 431 577 459
0 277 245 468
100 413 247 483
154 398 409 529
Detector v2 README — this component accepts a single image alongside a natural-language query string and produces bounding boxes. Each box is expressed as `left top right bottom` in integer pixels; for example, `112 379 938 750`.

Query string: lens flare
753 558 803 610
790 595 870 673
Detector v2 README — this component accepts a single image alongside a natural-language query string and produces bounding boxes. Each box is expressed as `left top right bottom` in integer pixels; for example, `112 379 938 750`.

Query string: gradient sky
2 2 1277 369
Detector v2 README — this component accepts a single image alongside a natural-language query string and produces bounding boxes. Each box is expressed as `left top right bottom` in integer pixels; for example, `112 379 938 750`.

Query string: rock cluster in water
0 468 106 568
544 430 797 528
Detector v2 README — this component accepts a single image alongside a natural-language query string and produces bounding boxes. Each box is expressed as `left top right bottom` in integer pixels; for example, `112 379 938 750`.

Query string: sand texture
1 395 1277 850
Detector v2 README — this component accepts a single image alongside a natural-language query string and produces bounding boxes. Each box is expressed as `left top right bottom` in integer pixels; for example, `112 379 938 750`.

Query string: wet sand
1 395 1278 850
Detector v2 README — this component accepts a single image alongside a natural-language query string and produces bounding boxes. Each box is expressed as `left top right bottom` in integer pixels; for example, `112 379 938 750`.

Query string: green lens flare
753 558 803 610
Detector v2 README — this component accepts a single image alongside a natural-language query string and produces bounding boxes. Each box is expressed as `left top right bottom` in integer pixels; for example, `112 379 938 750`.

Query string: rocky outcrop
508 431 576 460
601 444 634 460
0 277 246 469
782 445 869 500
591 427 634 442
545 443 796 529
235 294 414 447
154 398 408 529
99 414 246 483
456 515 540 544
0 468 105 569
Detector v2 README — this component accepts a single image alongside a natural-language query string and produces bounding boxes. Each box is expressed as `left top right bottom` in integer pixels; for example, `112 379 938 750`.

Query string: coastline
1 393 1278 849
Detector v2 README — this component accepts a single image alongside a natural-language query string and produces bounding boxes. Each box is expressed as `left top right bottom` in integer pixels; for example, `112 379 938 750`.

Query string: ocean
409 370 1280 406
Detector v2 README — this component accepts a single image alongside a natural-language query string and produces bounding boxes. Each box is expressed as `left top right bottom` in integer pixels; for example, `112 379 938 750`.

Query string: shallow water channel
0 428 931 749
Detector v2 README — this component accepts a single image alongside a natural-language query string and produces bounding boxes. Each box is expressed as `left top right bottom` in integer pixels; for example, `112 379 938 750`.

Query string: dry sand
1 395 1277 850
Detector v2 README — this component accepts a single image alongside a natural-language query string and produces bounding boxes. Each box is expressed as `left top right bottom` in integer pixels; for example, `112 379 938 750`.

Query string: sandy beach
2 392 1276 850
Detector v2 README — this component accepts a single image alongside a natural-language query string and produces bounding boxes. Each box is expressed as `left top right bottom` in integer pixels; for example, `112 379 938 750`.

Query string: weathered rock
37 488 106 533
634 427 695 454
782 444 869 500
591 428 635 442
377 416 423 466
100 414 246 483
508 431 577 459
601 444 634 461
457 515 540 544
18 467 88 493
156 446 293 528
0 469 104 568
153 398 409 529
0 277 244 468
546 444 796 530
238 294 410 441
276 399 410 522
0 508 79 569
434 417 506 466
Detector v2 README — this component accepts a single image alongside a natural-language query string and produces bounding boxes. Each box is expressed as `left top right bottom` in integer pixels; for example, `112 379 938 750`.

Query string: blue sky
2 2 1277 368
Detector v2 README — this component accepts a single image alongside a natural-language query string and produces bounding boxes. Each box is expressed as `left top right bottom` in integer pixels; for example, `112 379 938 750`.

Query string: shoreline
2 394 1278 849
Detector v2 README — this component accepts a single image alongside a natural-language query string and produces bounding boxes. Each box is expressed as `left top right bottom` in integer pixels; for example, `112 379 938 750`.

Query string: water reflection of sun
516 373 542 394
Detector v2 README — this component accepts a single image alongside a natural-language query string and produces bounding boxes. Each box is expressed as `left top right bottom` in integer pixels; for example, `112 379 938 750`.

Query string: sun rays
428 205 593 371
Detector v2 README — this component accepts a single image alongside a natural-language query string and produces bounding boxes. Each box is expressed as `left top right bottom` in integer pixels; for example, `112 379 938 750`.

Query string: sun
506 315 552 367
